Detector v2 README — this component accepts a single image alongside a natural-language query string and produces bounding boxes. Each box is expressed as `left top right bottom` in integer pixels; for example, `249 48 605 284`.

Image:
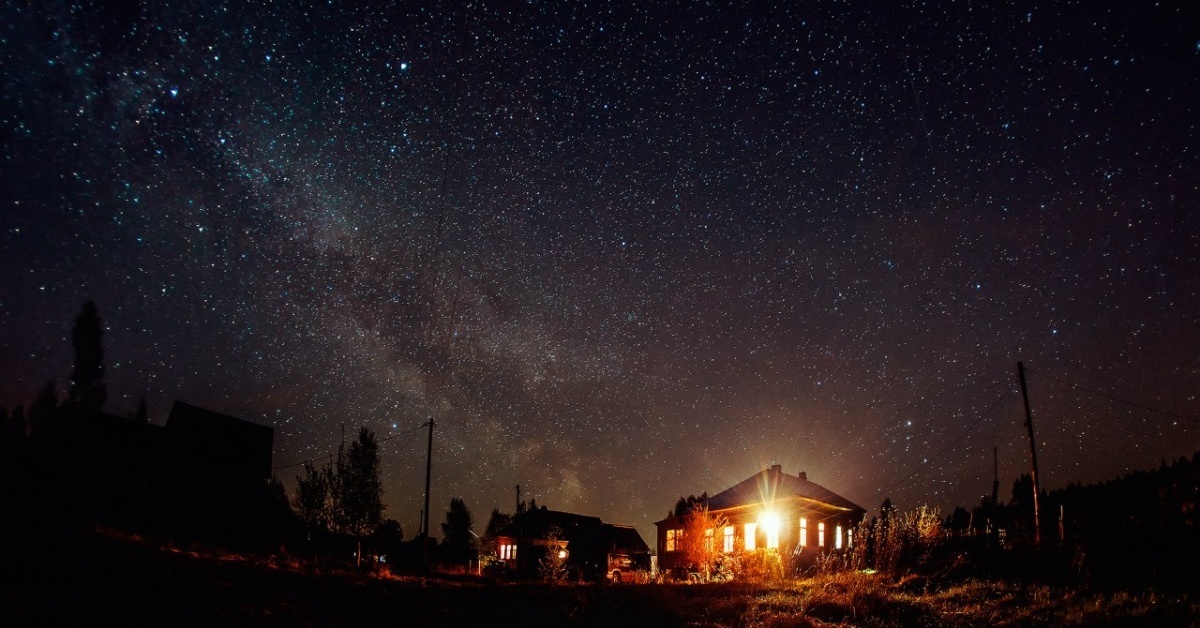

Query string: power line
1024 367 1200 426
271 421 428 471
879 387 1013 498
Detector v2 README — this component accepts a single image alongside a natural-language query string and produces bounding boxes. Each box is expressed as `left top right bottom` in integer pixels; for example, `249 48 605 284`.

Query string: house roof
698 465 865 515
498 508 649 553
498 508 602 539
165 401 274 478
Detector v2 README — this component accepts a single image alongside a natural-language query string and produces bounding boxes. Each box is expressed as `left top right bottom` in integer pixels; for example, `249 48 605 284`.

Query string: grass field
2 523 1196 627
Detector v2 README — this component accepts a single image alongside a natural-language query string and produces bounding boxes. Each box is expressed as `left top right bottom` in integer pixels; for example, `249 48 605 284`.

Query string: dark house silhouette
163 401 274 543
494 508 650 581
40 401 273 545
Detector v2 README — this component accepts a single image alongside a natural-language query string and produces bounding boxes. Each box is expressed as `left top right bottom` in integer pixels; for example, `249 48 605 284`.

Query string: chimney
771 464 782 475
798 471 807 481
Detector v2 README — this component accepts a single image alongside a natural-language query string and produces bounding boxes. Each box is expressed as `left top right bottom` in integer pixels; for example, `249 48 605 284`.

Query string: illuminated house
494 508 650 581
655 465 866 573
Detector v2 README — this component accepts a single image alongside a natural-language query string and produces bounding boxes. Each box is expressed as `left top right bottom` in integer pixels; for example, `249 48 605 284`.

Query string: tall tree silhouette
68 300 106 411
336 427 384 565
440 497 475 565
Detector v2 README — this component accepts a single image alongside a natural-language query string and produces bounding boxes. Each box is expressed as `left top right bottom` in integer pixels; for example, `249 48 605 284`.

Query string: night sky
2 1 1198 543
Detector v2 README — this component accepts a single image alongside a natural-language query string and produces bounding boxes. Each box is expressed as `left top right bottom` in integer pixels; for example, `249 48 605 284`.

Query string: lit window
666 529 682 552
762 512 781 550
818 522 826 547
499 543 517 560
847 529 853 547
836 525 843 549
799 517 808 547
723 526 735 553
744 523 757 551
704 528 715 553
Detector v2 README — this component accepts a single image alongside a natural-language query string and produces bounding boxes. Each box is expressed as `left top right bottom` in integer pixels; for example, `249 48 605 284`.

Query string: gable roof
497 509 649 553
165 401 274 478
705 465 865 514
498 508 603 539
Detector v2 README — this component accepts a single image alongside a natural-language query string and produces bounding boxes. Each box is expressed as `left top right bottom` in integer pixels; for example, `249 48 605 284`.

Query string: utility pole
515 484 521 513
423 418 435 566
991 446 999 507
1017 361 1043 547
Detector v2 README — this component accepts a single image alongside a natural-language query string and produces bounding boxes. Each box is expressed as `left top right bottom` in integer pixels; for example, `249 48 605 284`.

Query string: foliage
263 475 301 545
68 300 106 411
677 500 728 581
725 548 785 583
538 524 568 584
672 492 708 518
291 427 386 557
440 497 476 565
370 519 404 563
484 508 512 537
335 427 384 539
294 459 333 532
477 508 512 568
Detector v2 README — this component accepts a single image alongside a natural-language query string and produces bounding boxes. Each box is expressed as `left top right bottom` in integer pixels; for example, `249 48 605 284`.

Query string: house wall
656 507 864 574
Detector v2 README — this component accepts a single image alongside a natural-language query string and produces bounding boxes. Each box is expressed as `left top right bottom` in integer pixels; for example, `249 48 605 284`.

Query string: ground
1 522 1196 627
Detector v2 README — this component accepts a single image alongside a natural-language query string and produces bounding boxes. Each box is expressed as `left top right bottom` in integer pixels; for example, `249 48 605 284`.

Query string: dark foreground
2 522 1196 627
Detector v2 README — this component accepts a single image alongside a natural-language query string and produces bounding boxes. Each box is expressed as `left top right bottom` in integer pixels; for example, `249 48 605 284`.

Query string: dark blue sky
2 0 1198 541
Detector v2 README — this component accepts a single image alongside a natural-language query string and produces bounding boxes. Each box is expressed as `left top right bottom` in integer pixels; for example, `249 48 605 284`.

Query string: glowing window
836 525 843 549
500 543 517 560
818 522 826 547
723 526 735 553
744 522 757 551
666 529 682 552
799 517 808 547
704 528 715 553
762 512 781 550
847 529 853 547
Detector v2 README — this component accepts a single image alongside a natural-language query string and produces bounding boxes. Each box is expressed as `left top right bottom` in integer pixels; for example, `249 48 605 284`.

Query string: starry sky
2 1 1198 543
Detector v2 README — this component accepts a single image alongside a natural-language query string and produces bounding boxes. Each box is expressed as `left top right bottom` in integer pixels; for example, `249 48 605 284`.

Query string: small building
32 401 274 545
163 401 274 543
656 465 866 573
495 508 650 582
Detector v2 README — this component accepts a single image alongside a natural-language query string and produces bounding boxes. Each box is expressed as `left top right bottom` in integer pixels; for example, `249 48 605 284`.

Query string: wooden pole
423 418 435 565
1017 362 1042 547
991 445 999 507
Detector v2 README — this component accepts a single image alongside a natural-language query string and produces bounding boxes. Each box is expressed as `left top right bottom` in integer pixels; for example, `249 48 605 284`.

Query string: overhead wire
878 385 1013 498
1024 367 1199 426
272 421 428 471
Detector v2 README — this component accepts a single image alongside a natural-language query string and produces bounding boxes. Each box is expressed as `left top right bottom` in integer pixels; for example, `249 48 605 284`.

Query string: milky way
2 1 1198 541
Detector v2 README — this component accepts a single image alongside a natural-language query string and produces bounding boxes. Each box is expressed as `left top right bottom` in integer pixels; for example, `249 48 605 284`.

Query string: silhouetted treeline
942 452 1200 589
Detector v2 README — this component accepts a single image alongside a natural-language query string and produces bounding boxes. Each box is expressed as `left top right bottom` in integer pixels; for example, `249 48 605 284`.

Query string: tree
538 524 569 583
292 427 385 565
679 500 728 581
484 508 512 537
371 519 404 565
335 428 384 539
673 492 709 518
263 475 300 546
440 497 476 565
294 459 333 534
69 300 106 411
